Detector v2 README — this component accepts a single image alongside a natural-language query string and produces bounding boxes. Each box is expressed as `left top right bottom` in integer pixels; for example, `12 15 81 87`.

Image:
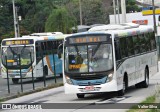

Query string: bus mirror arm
57 51 61 59
57 43 63 59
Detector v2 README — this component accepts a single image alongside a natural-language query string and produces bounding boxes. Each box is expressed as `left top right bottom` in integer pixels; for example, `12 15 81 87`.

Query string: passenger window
139 34 146 53
126 37 134 56
120 37 127 58
133 35 140 54
114 39 121 60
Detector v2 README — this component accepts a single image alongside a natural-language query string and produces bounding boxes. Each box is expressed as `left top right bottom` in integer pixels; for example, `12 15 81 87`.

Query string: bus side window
45 41 50 55
144 33 151 52
114 38 121 60
52 41 57 53
149 32 156 50
41 42 45 50
133 35 140 55
126 36 134 56
52 41 56 49
119 37 127 58
36 42 41 62
139 34 146 53
43 42 47 55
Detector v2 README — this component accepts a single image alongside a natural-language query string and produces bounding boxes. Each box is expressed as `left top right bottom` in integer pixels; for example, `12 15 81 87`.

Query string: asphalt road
0 76 63 98
1 71 160 112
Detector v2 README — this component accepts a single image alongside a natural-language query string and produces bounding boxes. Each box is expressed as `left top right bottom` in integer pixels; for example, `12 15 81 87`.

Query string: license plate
15 76 20 78
85 86 94 91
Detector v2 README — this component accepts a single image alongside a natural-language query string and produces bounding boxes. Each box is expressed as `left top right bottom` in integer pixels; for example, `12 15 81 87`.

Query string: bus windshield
64 43 113 73
1 46 34 67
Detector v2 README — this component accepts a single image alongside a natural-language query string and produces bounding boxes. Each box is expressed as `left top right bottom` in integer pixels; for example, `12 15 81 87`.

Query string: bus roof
2 34 71 42
69 23 153 38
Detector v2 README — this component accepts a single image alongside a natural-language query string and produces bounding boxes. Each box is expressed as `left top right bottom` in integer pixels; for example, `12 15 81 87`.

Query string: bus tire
141 68 149 88
77 94 85 98
118 74 127 96
12 78 19 84
60 73 63 77
43 65 48 76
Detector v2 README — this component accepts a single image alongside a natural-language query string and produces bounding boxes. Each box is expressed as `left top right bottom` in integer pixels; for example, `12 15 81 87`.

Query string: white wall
109 12 159 26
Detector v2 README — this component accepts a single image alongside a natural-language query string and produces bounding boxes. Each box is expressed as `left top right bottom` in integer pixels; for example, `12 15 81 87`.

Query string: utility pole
12 0 19 38
121 0 127 23
152 0 157 35
79 0 82 25
116 0 120 24
113 0 117 24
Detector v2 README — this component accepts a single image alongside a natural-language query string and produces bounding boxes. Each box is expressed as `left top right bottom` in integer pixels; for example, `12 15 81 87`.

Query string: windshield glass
1 46 34 68
65 43 113 73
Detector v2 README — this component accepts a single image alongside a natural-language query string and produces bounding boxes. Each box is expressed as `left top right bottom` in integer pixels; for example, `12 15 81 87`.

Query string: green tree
126 0 141 13
45 7 76 33
65 0 110 25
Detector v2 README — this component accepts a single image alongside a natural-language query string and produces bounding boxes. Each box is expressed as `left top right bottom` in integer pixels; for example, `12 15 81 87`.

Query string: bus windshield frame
64 34 113 74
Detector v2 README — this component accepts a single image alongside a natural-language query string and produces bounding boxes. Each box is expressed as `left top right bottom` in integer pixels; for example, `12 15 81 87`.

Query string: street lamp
12 0 19 38
116 0 120 24
113 0 117 24
152 0 157 35
79 0 82 25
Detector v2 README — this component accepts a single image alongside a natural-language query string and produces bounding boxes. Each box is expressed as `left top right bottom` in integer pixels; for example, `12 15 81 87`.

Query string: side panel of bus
115 32 158 91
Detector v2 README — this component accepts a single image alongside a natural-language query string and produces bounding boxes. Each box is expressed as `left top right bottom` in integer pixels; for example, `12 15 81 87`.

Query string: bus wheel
141 68 149 88
43 65 48 76
12 78 19 84
77 94 85 98
60 73 63 77
118 75 127 96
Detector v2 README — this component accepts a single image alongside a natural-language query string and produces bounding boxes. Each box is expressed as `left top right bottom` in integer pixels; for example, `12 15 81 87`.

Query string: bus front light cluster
65 76 73 85
106 73 113 82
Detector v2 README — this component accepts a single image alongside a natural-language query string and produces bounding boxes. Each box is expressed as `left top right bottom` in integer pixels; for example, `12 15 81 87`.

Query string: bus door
51 41 63 76
36 42 43 77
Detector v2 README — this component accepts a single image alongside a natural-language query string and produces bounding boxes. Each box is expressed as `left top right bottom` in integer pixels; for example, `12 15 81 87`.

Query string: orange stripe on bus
46 56 54 74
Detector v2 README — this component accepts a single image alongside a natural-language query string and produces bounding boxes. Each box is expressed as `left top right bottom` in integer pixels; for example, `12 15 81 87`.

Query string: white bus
62 23 158 98
1 32 68 84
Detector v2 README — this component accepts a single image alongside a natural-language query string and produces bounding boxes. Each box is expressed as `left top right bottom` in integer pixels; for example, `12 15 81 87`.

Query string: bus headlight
107 73 113 82
65 76 73 85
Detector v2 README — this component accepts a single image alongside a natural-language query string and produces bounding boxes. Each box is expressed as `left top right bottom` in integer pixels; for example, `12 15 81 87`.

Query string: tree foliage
126 0 141 13
0 0 141 41
45 7 76 33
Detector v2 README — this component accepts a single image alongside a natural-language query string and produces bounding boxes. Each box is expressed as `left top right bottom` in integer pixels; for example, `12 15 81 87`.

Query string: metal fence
1 51 62 96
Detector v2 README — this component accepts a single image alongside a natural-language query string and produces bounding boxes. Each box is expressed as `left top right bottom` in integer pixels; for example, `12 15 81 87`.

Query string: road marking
95 96 126 104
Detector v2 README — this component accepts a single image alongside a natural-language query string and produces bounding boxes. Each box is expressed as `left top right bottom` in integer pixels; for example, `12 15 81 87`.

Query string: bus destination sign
2 39 34 46
69 35 110 44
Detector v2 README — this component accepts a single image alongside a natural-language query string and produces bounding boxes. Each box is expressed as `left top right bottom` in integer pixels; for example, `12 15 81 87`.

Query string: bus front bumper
64 80 117 94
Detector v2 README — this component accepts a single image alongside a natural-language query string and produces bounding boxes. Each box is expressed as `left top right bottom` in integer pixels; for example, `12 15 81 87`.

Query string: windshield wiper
9 46 17 55
21 45 26 54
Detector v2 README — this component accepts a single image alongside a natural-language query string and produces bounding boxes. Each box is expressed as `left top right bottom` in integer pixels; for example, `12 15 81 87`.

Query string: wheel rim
145 70 149 85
